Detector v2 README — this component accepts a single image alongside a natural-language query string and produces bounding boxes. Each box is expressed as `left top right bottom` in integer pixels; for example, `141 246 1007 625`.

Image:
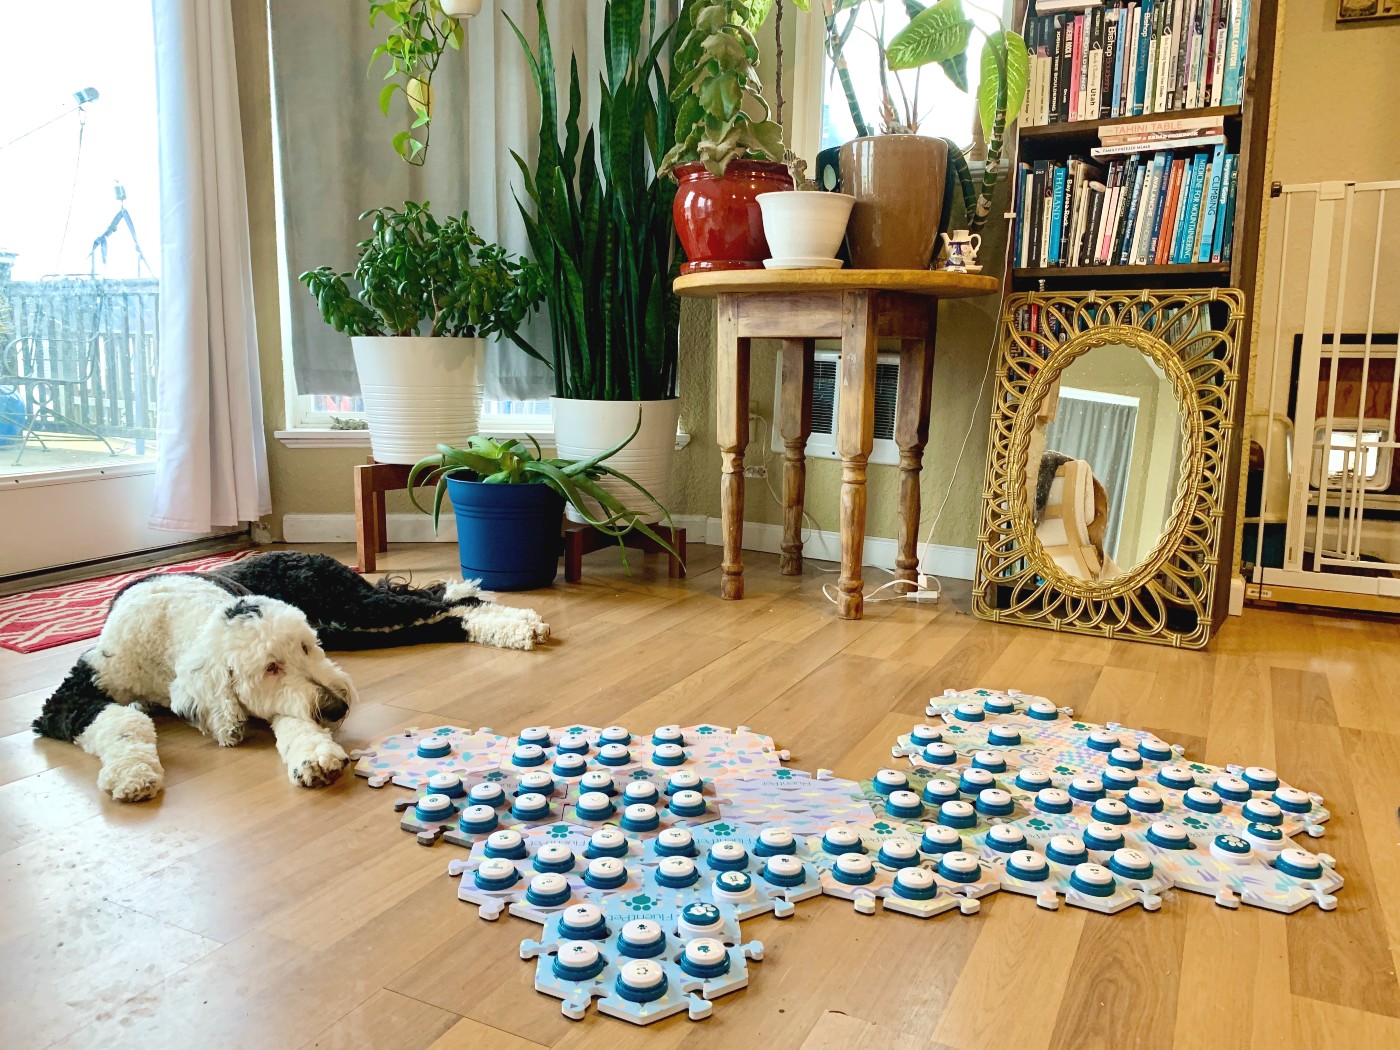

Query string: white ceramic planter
351 336 484 464
439 0 483 16
757 191 856 265
552 397 680 523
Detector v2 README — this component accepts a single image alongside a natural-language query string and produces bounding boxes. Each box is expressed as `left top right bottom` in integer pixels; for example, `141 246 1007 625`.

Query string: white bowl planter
756 190 856 267
439 0 483 16
351 336 484 464
552 397 680 524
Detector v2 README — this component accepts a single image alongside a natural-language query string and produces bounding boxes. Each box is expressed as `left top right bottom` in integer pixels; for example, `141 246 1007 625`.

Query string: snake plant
506 0 679 402
407 420 680 558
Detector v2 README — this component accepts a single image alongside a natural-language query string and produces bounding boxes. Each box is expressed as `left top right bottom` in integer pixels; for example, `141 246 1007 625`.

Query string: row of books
1021 0 1252 127
1013 145 1239 269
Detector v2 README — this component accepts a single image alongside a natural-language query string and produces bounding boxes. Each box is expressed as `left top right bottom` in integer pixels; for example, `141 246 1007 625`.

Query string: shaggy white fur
80 575 357 799
445 578 550 649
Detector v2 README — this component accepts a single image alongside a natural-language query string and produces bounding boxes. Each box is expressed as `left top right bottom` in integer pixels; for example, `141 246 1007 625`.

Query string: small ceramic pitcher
938 229 982 272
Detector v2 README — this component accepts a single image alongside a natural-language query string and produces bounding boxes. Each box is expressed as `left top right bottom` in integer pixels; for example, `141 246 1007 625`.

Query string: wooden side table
674 269 999 619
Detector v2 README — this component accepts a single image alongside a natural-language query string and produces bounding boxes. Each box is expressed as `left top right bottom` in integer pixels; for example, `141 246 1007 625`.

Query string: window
796 1 1010 160
0 1 161 478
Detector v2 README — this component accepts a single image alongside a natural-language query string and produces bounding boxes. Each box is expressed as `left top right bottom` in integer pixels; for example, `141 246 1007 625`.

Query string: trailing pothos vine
368 0 466 166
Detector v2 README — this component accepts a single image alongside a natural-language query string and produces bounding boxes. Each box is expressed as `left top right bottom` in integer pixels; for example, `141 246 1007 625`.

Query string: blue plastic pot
445 474 564 591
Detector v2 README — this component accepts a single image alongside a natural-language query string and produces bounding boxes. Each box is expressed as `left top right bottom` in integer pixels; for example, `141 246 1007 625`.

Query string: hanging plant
368 0 465 166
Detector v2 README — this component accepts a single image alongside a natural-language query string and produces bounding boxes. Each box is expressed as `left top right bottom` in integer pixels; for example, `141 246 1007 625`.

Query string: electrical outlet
743 465 767 479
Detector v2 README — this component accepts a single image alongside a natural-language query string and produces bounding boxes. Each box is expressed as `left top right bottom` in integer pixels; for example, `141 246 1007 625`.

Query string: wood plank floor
2 542 1398 1050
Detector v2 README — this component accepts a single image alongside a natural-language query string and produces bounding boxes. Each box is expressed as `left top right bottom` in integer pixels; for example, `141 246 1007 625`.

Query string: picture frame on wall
1337 0 1400 22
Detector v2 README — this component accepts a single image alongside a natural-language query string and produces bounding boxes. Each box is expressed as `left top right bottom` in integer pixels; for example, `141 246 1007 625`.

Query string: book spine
1097 6 1108 119
1223 0 1246 106
1169 0 1187 110
1138 152 1170 264
1042 19 1055 125
1049 165 1067 265
1169 154 1195 262
1098 162 1123 262
1133 1 1153 116
1155 158 1184 264
1050 18 1064 123
1190 0 1209 109
1173 154 1200 261
1017 163 1033 267
1209 153 1232 262
1145 3 1161 114
1088 8 1104 120
1070 15 1084 121
1033 160 1049 265
1084 182 1107 266
1060 16 1075 121
1116 158 1144 262
1059 164 1075 263
1220 156 1239 262
1209 2 1228 106
1152 1 1172 115
1090 134 1225 158
1119 6 1135 117
1196 142 1226 261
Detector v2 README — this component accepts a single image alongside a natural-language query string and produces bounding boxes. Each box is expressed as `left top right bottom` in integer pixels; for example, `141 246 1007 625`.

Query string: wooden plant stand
563 521 687 584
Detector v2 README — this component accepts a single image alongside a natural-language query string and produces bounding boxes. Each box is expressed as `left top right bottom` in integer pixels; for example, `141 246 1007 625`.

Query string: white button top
1094 798 1129 818
658 856 696 879
418 793 452 810
653 743 685 760
765 854 804 878
668 770 701 788
988 824 1025 847
1245 765 1277 782
939 851 979 875
535 843 573 865
601 725 630 742
1048 834 1086 855
599 743 630 761
888 790 922 809
1128 787 1162 805
580 771 613 790
654 724 683 739
657 827 694 848
940 800 975 820
558 732 589 751
461 804 496 823
1109 747 1139 765
824 826 861 847
565 903 604 927
520 725 551 742
758 827 794 849
618 958 664 988
1089 729 1121 748
513 744 545 761
876 768 909 788
709 841 747 862
514 792 548 810
836 853 874 876
1215 774 1250 794
684 937 728 967
553 753 586 772
895 866 936 891
428 773 462 791
624 781 658 802
469 783 504 803
881 836 920 860
486 829 523 850
518 771 554 792
1275 786 1310 807
1075 863 1113 886
557 940 600 967
961 769 995 788
530 872 569 895
590 827 626 849
671 789 706 809
622 919 661 944
477 857 516 880
979 788 1012 809
587 857 625 880
624 803 657 822
1070 775 1104 793
578 791 612 810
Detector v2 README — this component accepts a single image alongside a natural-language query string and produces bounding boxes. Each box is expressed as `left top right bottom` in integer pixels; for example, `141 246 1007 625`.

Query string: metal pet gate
1248 178 1400 611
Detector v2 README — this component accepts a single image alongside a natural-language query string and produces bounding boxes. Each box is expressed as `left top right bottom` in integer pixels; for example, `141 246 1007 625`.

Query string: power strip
905 572 942 604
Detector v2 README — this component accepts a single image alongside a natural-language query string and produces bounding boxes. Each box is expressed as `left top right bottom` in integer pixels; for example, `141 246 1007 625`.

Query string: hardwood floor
2 542 1398 1050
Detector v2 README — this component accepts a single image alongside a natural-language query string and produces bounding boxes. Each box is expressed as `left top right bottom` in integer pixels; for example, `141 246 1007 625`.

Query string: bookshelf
999 0 1280 633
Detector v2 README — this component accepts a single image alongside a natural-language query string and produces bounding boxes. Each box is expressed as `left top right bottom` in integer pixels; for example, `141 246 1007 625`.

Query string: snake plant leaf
978 30 1028 142
885 0 973 71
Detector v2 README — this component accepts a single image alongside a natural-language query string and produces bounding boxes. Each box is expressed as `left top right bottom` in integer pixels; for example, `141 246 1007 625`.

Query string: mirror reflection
1027 344 1184 583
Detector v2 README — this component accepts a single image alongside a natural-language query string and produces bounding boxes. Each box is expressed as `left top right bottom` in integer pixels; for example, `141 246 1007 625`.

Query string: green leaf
379 82 399 115
977 30 1029 141
939 52 968 92
885 0 973 71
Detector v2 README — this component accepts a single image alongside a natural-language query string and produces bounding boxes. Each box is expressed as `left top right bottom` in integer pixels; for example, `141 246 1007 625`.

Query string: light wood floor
3 542 1399 1050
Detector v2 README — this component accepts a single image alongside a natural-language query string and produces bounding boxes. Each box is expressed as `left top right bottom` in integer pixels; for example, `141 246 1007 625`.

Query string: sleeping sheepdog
33 574 357 802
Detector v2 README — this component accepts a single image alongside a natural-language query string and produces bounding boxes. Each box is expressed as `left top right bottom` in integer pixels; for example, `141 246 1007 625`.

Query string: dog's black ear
33 658 120 742
224 598 264 621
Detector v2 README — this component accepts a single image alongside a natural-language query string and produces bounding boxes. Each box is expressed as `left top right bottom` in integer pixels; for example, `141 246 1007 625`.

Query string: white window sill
275 427 694 451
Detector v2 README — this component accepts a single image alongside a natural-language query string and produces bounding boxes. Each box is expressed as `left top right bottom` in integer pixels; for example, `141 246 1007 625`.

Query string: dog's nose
317 693 349 724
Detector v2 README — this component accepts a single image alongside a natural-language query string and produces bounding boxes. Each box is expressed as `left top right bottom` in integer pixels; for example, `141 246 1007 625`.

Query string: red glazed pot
672 160 794 275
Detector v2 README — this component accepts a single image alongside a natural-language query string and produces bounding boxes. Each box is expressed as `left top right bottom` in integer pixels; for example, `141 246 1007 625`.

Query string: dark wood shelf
1014 263 1232 280
1018 106 1242 141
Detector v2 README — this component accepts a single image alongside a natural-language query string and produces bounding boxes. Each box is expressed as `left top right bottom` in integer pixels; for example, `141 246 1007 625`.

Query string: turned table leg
837 292 878 620
716 297 751 601
895 311 937 586
778 338 814 575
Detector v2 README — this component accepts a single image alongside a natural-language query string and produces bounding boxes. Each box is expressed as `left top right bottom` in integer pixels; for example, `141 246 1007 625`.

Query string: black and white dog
33 551 549 802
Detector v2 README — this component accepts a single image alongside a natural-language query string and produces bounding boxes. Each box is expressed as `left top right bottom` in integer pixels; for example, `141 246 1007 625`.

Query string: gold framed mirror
973 289 1244 648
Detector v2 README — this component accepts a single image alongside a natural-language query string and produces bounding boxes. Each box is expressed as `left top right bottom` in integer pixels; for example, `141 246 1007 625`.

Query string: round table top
673 267 1000 298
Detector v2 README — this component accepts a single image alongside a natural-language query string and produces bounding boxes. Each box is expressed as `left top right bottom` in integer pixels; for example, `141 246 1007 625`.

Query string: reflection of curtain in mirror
1044 394 1138 560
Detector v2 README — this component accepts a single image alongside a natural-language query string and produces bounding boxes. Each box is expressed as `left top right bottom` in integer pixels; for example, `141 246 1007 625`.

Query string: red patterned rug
0 549 260 654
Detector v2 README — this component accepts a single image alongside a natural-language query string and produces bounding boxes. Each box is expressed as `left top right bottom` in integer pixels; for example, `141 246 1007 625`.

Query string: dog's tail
34 658 164 802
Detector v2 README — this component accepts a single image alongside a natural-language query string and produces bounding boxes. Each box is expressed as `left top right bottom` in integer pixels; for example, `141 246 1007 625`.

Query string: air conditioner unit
770 350 901 466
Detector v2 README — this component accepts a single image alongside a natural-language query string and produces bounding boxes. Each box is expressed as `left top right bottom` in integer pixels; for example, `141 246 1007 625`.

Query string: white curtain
270 0 622 402
149 0 270 532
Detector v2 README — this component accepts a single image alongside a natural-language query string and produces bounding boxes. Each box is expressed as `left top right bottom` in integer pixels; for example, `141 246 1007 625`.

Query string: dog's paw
98 754 165 803
288 740 349 788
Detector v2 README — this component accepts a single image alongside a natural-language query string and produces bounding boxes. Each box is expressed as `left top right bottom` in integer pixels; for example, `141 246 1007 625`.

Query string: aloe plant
407 423 680 558
506 0 679 402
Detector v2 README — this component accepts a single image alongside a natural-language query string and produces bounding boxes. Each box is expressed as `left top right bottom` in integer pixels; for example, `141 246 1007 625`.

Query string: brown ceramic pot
838 135 948 269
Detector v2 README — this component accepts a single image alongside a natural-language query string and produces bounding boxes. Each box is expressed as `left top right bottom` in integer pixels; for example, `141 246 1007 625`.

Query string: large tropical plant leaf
977 29 1028 141
885 0 973 71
